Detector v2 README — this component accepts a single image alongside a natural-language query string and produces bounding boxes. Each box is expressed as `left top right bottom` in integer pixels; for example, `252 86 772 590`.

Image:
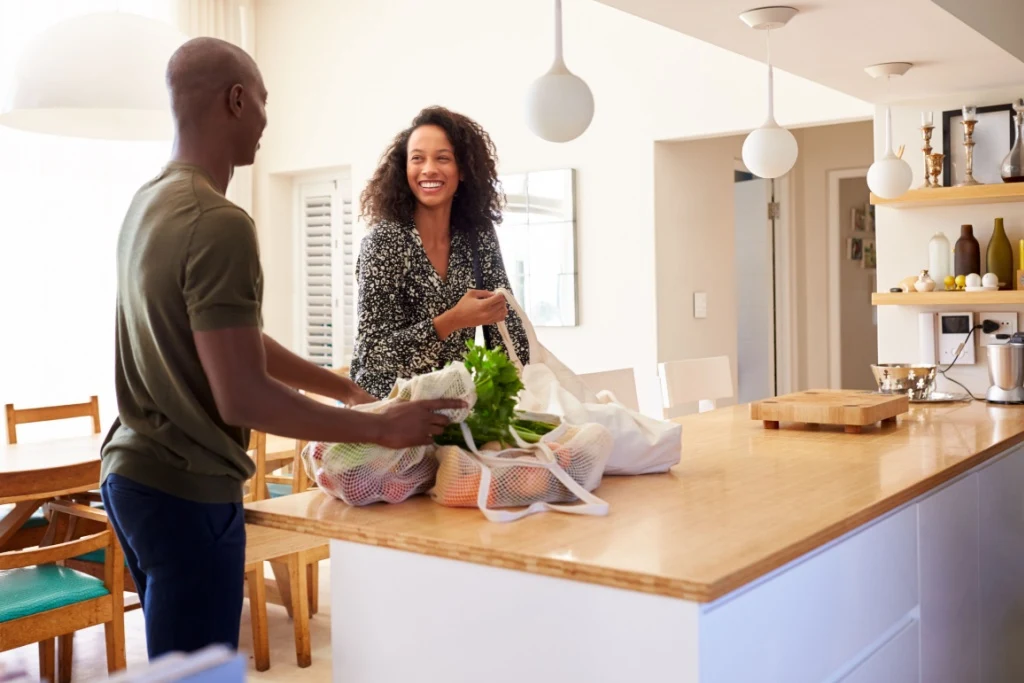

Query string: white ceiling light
739 6 799 179
865 62 914 200
525 0 594 143
0 11 187 141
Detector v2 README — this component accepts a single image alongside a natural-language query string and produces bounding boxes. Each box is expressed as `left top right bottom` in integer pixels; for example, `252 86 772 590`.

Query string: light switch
694 292 707 319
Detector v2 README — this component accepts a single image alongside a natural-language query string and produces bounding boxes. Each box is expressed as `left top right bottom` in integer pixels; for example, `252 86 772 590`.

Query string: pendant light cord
883 74 895 156
554 0 563 64
766 28 774 121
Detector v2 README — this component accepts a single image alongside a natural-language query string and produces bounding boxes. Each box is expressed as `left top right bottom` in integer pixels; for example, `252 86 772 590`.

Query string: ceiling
592 0 1024 103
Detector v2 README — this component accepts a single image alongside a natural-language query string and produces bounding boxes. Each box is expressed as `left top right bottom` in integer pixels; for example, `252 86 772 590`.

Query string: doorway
733 167 783 403
827 169 878 390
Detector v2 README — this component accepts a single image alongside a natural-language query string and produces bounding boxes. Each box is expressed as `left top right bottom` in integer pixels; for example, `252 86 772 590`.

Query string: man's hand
374 399 464 448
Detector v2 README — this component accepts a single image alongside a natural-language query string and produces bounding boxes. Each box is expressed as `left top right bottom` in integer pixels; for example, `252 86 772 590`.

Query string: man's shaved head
166 37 261 125
165 36 268 168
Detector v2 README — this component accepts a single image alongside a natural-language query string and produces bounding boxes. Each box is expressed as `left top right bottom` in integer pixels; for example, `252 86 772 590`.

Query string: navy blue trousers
100 474 246 659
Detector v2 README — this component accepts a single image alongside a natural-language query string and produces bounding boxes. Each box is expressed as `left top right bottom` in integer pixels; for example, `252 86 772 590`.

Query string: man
100 37 461 659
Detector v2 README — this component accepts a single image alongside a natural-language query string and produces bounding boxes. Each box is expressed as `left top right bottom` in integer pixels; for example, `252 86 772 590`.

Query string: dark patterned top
350 221 531 399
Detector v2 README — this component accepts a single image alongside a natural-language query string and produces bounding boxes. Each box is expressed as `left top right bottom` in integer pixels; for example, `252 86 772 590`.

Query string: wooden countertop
245 399 1024 602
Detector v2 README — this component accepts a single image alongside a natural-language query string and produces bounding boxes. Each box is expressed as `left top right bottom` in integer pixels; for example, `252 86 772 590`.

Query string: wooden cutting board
750 390 909 433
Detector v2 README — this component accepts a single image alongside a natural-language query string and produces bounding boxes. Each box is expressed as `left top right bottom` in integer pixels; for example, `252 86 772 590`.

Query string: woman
351 106 530 399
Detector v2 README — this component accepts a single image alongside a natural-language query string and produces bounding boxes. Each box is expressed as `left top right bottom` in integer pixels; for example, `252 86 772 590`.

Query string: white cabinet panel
979 446 1024 683
919 472 980 683
700 506 918 683
841 619 920 683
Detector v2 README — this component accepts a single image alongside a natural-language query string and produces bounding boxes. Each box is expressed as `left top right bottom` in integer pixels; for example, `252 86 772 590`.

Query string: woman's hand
434 289 507 339
342 384 378 407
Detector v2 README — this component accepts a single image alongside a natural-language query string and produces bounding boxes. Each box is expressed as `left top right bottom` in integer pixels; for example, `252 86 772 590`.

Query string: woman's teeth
420 181 443 189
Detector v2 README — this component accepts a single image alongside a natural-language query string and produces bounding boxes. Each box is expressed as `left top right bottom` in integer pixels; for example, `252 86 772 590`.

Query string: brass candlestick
958 118 982 186
927 152 945 188
920 124 935 187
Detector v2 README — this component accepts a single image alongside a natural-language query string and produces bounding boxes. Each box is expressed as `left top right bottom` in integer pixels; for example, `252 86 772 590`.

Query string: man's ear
228 84 245 118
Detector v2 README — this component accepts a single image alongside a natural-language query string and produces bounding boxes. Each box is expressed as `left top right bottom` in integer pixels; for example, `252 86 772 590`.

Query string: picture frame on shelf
863 240 876 269
942 103 1014 187
848 237 863 261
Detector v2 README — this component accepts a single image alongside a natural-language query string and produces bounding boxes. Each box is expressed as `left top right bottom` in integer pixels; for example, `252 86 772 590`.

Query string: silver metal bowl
871 364 938 400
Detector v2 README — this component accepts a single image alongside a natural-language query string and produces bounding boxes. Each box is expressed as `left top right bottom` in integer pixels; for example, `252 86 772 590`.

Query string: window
295 172 355 368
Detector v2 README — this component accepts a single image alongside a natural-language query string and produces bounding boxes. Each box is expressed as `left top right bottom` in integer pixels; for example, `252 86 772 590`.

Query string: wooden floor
0 562 334 681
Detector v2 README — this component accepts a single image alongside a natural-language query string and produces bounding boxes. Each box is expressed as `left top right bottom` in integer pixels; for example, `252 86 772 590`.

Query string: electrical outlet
980 312 1019 346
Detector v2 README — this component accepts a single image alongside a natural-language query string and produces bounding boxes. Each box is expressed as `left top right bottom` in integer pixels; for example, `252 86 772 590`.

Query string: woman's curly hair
360 106 505 234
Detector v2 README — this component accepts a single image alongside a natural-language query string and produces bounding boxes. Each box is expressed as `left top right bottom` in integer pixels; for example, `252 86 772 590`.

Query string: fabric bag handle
493 288 539 370
458 423 608 523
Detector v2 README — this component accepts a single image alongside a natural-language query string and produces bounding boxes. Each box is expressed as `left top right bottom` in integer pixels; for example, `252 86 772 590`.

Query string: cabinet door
979 446 1024 682
842 620 919 683
918 472 980 683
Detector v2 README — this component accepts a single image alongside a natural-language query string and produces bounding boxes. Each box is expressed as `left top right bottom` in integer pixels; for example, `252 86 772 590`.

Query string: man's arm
262 334 375 406
194 326 458 448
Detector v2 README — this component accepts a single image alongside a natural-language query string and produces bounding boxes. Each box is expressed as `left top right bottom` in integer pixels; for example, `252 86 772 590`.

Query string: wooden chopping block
750 390 909 433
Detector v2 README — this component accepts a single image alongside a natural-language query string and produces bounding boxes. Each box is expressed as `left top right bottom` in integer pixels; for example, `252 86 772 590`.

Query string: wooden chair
659 356 734 418
2 397 103 550
5 396 101 446
0 500 125 683
579 368 641 412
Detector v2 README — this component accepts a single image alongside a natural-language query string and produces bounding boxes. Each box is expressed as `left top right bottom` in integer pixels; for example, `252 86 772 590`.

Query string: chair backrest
579 368 640 412
659 356 733 417
4 396 101 445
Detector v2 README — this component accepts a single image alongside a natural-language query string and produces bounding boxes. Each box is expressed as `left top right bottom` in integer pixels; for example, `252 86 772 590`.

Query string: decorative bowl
870 364 938 400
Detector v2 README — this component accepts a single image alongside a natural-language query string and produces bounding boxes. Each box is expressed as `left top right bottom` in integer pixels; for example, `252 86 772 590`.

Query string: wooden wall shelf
872 291 1024 306
870 183 1024 208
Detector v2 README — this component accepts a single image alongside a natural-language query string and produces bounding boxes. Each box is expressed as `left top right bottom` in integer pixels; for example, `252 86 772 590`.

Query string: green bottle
987 217 1013 290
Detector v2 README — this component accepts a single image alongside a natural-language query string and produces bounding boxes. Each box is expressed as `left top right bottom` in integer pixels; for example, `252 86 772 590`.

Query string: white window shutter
297 175 355 368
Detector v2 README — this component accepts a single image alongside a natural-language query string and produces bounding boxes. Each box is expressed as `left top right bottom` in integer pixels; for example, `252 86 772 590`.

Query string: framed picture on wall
942 104 1014 186
848 237 863 261
851 207 866 231
863 240 876 269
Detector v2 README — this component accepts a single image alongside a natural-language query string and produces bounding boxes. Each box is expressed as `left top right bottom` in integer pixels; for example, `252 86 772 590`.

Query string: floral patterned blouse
350 220 531 399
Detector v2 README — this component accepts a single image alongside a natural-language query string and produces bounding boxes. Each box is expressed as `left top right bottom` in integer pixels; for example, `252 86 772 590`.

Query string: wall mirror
496 168 578 327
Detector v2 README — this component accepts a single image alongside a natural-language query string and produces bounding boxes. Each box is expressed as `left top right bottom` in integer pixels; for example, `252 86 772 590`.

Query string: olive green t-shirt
100 162 261 503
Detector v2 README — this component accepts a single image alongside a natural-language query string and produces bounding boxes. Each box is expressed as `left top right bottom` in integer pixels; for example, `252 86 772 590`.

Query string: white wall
875 86 1024 396
251 0 871 413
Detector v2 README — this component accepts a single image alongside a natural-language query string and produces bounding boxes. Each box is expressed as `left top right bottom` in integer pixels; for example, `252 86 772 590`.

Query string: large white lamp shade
865 62 914 200
0 12 187 141
525 0 594 143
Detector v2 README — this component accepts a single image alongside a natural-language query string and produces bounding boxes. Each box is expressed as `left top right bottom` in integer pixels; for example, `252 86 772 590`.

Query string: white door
734 174 776 403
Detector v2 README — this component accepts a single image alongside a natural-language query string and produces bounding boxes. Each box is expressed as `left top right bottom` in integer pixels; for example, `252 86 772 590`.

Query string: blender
986 334 1024 404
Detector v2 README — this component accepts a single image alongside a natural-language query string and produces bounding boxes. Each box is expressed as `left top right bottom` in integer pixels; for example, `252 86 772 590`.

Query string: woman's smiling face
406 124 461 209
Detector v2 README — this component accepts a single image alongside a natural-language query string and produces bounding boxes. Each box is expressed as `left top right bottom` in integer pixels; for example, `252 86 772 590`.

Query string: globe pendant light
865 62 914 200
0 11 187 141
739 6 799 179
525 0 594 143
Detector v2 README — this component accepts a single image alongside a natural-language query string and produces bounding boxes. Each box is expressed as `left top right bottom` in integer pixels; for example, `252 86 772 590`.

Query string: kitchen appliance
985 336 1024 404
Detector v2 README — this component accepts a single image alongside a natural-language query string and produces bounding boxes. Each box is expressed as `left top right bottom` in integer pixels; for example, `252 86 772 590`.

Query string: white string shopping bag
301 363 474 506
494 289 682 476
429 418 611 523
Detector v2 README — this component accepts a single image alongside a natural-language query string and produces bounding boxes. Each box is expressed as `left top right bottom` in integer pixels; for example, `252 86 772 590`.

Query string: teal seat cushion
73 549 128 567
0 565 109 623
267 483 292 499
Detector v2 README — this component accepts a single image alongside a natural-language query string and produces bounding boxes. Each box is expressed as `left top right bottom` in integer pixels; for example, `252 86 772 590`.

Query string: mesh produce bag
430 420 613 523
301 363 475 506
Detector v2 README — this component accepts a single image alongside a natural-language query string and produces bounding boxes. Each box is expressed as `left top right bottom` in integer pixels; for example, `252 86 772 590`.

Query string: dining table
0 433 104 549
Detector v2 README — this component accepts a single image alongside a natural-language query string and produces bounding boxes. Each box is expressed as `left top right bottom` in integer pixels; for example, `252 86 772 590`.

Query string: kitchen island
245 397 1024 683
